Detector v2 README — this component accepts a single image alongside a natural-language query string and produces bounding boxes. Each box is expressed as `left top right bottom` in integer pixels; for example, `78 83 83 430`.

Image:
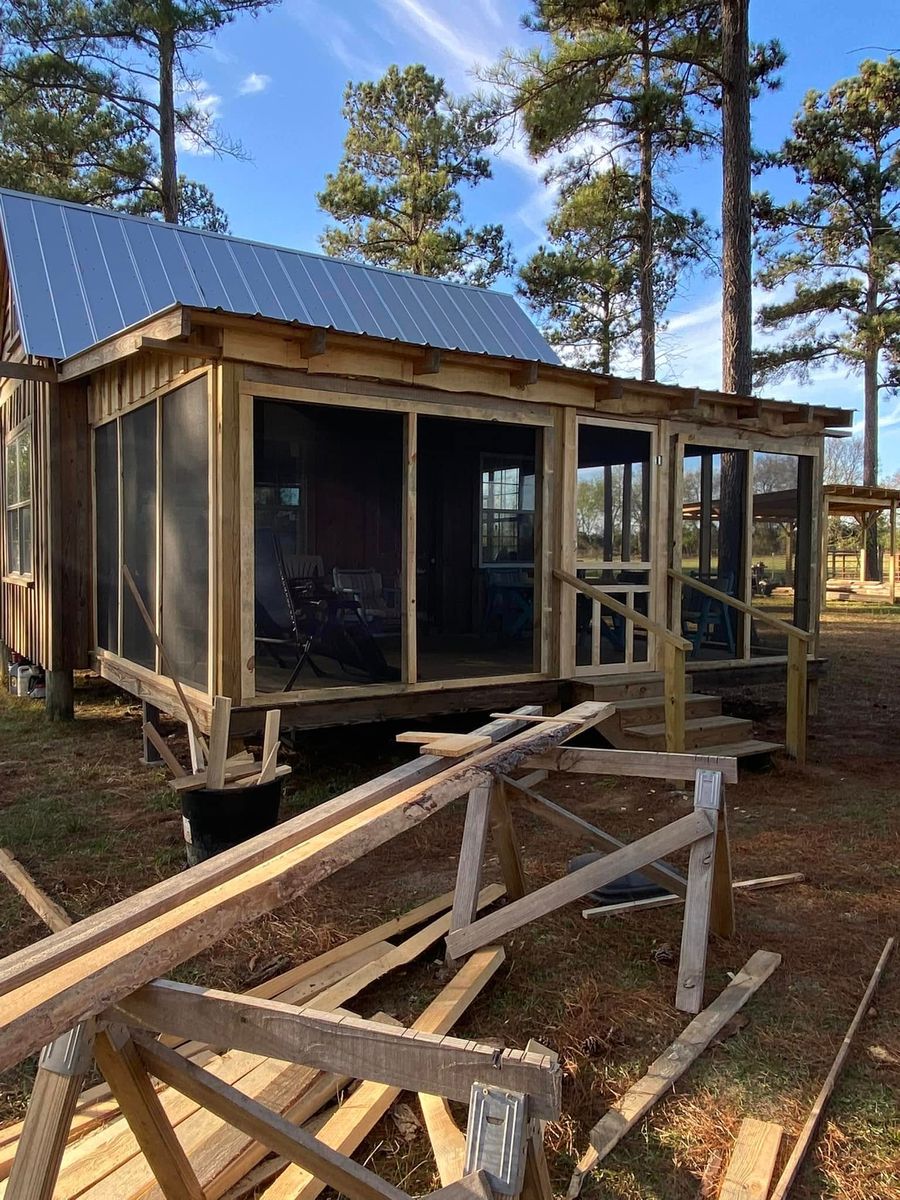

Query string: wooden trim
59 308 189 381
238 384 255 702
216 361 243 699
0 361 57 384
238 672 552 708
2 574 34 587
115 980 561 1115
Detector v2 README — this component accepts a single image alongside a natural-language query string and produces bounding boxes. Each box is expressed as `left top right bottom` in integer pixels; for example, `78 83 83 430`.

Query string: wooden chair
681 572 736 657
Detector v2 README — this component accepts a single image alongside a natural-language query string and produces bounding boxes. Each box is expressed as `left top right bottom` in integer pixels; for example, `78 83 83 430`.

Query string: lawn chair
332 568 401 635
681 572 737 657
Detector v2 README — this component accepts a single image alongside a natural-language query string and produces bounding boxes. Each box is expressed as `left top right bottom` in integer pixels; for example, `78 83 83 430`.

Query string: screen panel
121 401 157 667
161 378 209 689
94 420 119 652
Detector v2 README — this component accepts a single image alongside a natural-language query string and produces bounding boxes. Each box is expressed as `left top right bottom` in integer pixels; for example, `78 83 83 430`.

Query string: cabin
0 189 854 762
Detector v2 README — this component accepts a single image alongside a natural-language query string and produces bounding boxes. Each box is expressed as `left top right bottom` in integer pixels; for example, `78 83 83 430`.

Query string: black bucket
181 779 283 866
567 851 676 906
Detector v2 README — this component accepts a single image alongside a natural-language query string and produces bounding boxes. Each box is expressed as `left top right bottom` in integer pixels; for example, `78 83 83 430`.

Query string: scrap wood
0 705 603 1075
769 937 895 1200
142 723 187 777
566 949 782 1200
718 1118 783 1200
0 707 541 1008
170 761 291 793
257 946 507 1200
582 872 805 919
0 848 71 934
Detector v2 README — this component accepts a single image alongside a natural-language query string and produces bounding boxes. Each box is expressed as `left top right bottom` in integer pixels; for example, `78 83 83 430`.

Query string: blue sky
181 0 900 471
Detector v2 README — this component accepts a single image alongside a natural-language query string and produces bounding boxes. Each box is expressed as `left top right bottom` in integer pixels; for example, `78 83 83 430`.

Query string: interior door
573 419 656 675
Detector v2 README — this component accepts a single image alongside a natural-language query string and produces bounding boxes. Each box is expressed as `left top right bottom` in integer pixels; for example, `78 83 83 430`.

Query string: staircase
569 673 783 762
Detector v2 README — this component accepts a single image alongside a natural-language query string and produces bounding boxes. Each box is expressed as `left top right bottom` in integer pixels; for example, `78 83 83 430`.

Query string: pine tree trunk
721 0 752 397
863 339 880 580
158 26 178 224
638 22 655 382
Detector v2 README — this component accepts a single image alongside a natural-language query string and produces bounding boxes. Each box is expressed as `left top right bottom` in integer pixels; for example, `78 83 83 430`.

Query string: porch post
402 411 417 685
556 408 577 678
890 500 897 603
215 360 244 702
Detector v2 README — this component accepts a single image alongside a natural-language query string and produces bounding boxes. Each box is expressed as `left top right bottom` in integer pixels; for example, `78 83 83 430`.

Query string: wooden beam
413 347 442 376
676 771 722 1014
0 708 542 1007
446 811 713 960
769 937 895 1200
136 1037 409 1200
500 775 687 898
113 981 562 1118
449 784 494 937
489 780 527 902
520 746 740 784
256 946 507 1200
0 850 71 934
139 336 221 358
92 1028 205 1200
510 362 539 388
719 1118 783 1200
58 308 189 381
303 329 328 358
565 950 782 1198
0 360 57 384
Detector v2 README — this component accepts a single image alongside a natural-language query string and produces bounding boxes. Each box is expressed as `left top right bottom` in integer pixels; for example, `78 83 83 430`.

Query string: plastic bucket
181 778 283 866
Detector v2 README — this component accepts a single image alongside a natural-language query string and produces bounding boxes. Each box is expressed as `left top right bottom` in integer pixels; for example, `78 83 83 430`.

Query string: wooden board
257 946 507 1200
581 873 804 919
566 950 782 1199
446 811 713 960
522 747 740 784
115 982 561 1117
719 1118 783 1200
419 734 493 759
0 709 541 1006
0 709 603 1072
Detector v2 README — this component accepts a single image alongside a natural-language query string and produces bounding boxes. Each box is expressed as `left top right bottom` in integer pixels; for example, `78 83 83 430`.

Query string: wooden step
570 672 694 702
705 739 783 760
612 693 721 726
623 714 754 750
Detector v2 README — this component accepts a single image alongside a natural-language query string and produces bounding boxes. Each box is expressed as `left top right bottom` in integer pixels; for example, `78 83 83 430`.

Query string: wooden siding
89 353 210 424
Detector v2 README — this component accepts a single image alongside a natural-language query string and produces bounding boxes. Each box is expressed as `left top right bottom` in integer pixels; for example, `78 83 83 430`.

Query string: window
480 455 535 566
5 424 32 576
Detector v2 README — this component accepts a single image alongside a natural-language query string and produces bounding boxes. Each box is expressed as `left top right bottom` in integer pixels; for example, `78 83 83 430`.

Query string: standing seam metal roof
0 188 560 365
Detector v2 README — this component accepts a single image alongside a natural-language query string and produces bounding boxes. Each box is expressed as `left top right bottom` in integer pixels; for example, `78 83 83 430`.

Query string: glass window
4 424 32 576
480 455 535 566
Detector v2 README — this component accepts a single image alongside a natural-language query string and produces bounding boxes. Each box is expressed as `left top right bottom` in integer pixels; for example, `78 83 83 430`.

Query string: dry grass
0 609 898 1197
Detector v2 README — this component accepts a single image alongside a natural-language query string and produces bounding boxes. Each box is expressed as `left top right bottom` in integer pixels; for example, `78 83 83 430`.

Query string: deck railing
668 568 814 764
553 568 692 753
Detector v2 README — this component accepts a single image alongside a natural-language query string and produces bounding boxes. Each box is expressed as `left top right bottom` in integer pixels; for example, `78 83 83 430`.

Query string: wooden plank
785 636 808 765
0 710 540 1008
709 803 735 939
501 775 687 898
256 947 507 1200
719 1118 783 1200
206 696 233 790
428 1172 494 1200
489 781 527 902
0 850 71 935
142 724 187 778
136 1038 408 1200
565 950 782 1197
663 641 687 755
258 710 281 784
169 762 290 792
769 937 895 1200
421 734 493 759
419 1094 467 1189
0 361 58 384
675 771 723 1014
582 872 805 918
58 308 188 381
92 1029 204 1199
447 811 713 961
114 981 561 1118
449 784 493 936
521 747 740 784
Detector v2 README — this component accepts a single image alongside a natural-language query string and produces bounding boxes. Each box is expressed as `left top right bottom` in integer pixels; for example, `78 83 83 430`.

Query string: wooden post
402 411 418 685
675 770 721 1015
6 1023 95 1200
448 783 494 941
890 500 897 603
785 634 808 765
557 409 578 678
45 669 74 722
141 701 164 766
93 1026 204 1199
489 780 527 901
663 641 686 755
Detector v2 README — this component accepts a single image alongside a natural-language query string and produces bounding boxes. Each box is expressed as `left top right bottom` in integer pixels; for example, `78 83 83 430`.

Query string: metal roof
0 188 560 365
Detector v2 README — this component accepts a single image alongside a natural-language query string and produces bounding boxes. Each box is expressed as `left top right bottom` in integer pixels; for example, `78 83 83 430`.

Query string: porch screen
94 421 119 652
161 379 209 688
121 401 157 669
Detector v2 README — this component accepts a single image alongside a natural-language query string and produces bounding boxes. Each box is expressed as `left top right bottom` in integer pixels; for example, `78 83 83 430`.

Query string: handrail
554 569 691 652
667 569 814 644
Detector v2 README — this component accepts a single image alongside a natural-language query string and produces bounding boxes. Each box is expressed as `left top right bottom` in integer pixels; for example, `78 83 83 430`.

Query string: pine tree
318 65 511 285
2 0 273 223
518 165 709 373
489 0 722 379
754 57 900 576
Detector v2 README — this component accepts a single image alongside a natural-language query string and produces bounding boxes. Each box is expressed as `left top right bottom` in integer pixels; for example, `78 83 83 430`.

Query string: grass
0 611 898 1198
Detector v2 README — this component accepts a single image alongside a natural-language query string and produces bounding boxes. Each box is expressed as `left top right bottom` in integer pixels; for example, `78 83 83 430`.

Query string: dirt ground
0 607 898 1199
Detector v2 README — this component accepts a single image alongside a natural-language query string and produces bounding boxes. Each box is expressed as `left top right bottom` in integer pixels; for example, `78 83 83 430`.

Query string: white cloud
239 72 271 95
287 0 386 77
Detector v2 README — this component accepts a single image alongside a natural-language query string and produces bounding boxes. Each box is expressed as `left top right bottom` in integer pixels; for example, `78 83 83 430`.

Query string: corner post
785 635 808 765
215 361 243 703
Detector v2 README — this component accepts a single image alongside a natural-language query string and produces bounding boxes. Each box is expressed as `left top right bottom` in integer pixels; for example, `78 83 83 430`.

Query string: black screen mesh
121 401 157 668
94 421 119 652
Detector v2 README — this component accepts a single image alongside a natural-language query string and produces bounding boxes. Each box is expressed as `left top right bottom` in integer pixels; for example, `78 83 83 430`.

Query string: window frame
478 451 537 569
4 418 33 580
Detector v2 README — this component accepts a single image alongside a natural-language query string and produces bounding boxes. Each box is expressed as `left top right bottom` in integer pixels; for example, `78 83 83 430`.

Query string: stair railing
668 568 814 764
553 568 692 753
